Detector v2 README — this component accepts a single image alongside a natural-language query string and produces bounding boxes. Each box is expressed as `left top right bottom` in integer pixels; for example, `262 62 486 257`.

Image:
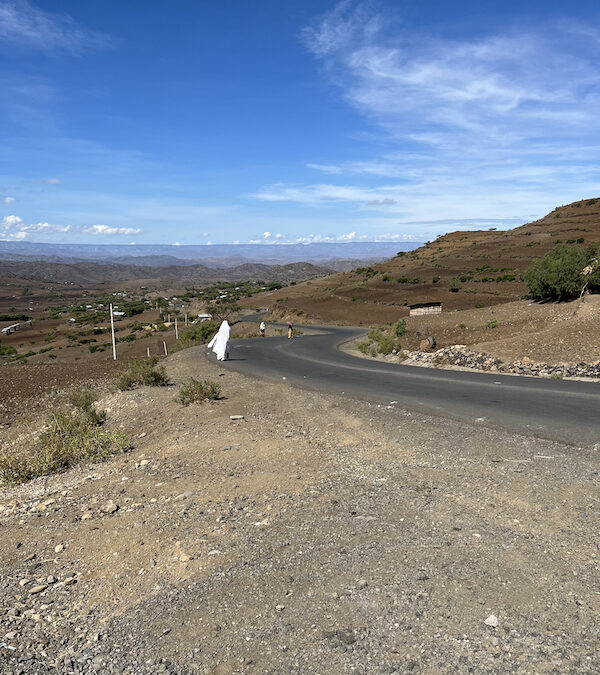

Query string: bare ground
1 345 599 673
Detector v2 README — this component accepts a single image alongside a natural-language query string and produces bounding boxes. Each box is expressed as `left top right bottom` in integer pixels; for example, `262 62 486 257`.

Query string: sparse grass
114 357 170 390
486 318 499 329
550 372 564 379
0 341 17 356
0 387 128 486
177 378 222 405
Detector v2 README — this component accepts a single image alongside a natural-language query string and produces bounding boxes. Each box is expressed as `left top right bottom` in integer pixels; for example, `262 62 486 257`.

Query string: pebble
29 584 48 594
484 614 499 628
101 501 119 515
55 544 64 553
230 415 244 421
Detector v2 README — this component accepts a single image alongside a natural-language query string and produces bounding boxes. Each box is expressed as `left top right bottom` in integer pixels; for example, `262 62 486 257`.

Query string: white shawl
207 320 231 361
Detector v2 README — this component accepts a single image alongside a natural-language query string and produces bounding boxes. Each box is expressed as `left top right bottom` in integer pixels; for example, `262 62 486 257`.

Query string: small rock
101 501 119 515
139 459 150 467
275 604 285 611
29 584 48 595
222 445 232 451
356 580 368 589
230 415 244 421
63 576 77 586
138 432 147 438
54 544 64 553
484 614 499 628
46 575 56 584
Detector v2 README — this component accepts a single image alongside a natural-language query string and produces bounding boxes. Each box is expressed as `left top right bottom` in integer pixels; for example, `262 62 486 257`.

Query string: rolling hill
251 198 600 325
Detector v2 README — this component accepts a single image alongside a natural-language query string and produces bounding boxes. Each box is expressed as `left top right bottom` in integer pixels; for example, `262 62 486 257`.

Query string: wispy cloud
0 213 70 240
2 196 16 204
84 225 143 236
247 229 418 245
0 0 113 53
263 2 600 233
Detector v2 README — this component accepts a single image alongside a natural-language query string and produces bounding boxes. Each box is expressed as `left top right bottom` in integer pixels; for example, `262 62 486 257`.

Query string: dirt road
1 346 599 673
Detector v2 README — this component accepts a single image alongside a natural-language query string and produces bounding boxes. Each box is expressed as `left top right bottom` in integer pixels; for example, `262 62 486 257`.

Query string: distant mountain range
0 260 336 286
0 241 419 269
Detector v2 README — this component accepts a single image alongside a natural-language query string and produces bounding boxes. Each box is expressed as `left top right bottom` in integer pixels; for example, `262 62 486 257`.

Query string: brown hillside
248 198 600 325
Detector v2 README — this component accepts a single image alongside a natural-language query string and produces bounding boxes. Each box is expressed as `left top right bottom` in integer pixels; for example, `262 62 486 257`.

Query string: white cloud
1 214 23 228
2 196 16 204
20 221 70 233
287 3 600 233
0 0 112 52
40 177 60 184
84 225 143 236
0 214 70 239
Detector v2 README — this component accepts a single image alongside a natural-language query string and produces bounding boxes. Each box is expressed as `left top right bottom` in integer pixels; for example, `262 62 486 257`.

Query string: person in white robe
207 320 231 361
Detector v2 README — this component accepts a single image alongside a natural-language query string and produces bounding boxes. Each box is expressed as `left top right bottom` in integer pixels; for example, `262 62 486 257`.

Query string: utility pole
175 317 179 340
109 303 117 361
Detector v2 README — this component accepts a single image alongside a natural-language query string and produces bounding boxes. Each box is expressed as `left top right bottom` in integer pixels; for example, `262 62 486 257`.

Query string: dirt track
1 346 599 673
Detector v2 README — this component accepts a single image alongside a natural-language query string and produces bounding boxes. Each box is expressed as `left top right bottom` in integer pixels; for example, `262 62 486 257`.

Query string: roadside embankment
1 345 599 673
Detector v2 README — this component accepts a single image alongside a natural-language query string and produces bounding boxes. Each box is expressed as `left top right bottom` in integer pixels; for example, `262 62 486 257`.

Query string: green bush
357 340 371 354
524 243 599 301
432 276 440 283
377 335 402 355
177 378 221 405
172 322 217 352
486 318 499 329
114 357 170 390
394 319 407 337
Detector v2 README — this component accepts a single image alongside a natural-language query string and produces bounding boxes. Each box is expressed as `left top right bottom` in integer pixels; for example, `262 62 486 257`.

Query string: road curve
219 323 600 447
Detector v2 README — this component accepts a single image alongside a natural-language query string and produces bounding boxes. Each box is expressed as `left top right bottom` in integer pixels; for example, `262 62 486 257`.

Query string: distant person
287 321 293 339
259 321 266 338
207 320 231 361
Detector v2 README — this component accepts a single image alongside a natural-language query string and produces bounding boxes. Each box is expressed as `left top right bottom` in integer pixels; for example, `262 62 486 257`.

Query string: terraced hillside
250 198 600 325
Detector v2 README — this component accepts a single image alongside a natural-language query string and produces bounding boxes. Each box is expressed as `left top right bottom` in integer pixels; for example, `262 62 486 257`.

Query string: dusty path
1 346 599 673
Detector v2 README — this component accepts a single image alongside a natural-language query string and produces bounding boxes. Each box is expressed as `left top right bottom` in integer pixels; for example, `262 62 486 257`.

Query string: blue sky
1 0 600 246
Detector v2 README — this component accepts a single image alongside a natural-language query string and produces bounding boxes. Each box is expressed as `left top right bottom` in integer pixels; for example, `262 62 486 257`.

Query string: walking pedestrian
287 321 293 339
260 321 266 337
207 320 231 361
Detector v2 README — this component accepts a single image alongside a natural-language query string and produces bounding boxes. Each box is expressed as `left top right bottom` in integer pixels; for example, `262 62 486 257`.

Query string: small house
409 302 442 317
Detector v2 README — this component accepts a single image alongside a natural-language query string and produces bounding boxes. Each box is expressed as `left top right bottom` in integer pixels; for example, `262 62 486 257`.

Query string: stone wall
404 345 600 379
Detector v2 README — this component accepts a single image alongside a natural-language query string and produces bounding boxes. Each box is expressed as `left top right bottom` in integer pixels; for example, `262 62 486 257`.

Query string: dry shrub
0 388 128 486
177 378 221 406
114 357 170 391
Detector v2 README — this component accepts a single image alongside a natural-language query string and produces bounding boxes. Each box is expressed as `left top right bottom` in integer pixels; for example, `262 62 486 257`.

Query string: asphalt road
221 323 600 447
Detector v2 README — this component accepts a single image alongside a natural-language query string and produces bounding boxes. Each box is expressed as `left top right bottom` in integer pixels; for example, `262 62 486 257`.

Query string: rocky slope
1 346 598 673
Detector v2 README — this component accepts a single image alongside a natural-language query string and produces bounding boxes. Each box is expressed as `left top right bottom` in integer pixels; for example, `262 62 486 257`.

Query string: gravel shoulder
1 346 599 673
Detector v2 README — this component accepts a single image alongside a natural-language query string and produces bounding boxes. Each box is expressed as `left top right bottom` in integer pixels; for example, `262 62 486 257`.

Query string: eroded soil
1 346 599 673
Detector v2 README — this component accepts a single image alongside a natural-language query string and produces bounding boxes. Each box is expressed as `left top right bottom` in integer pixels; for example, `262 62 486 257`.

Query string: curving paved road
220 322 600 447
